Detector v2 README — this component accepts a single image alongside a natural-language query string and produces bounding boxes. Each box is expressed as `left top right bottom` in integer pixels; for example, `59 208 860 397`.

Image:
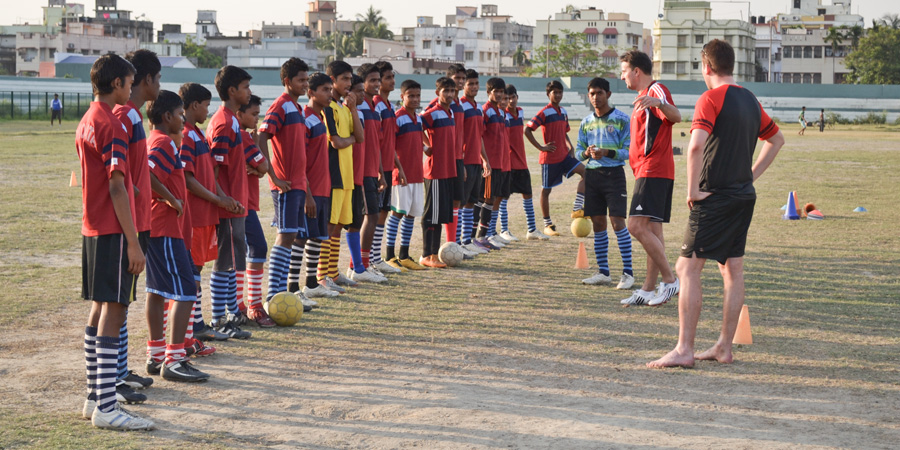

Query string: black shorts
307 195 331 240
509 169 533 196
484 169 511 199
346 184 367 229
630 177 673 223
362 177 380 215
215 216 247 272
681 194 756 264
423 178 454 225
138 230 150 254
245 210 268 263
82 234 138 306
584 166 628 218
451 159 466 202
379 171 393 212
51 109 61 121
462 164 483 205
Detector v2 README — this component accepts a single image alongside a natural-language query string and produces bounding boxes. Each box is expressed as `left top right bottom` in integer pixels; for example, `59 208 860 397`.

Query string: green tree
846 25 864 49
526 30 610 77
878 13 900 29
823 25 845 81
317 5 393 62
844 27 900 84
183 36 222 68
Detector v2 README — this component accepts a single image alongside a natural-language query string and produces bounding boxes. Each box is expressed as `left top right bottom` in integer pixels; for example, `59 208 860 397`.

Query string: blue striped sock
226 271 239 316
347 231 364 274
573 192 585 211
489 209 499 237
461 207 474 244
523 198 537 232
116 319 128 381
594 231 610 276
400 216 415 247
543 216 552 227
96 336 119 413
386 214 401 248
84 326 97 400
499 199 509 233
267 245 292 301
616 227 634 276
192 273 204 332
210 271 229 320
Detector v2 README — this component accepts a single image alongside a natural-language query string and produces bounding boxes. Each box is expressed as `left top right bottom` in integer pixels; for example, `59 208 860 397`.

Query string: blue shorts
145 236 198 302
245 209 268 263
307 196 331 240
541 155 582 189
271 189 308 236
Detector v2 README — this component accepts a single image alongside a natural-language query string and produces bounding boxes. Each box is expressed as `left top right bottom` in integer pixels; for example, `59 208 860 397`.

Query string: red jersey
208 106 262 218
420 104 457 180
482 102 509 171
258 93 307 193
374 95 397 172
431 97 466 160
147 130 187 239
180 123 219 227
526 103 571 165
629 81 676 180
351 108 365 186
240 130 264 211
303 106 331 197
460 96 484 165
112 101 151 233
393 108 424 184
506 107 528 170
76 102 135 237
359 98 382 178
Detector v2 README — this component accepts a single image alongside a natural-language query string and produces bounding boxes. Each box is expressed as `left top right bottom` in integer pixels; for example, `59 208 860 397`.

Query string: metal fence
0 91 94 121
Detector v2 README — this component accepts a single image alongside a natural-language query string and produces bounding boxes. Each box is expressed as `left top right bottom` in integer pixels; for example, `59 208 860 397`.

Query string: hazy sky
5 0 891 36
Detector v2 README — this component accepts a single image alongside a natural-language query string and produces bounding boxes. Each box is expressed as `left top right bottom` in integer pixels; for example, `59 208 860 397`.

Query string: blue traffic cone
783 191 799 220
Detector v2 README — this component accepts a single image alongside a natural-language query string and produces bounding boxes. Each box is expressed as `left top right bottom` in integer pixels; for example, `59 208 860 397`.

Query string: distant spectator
819 109 825 132
51 94 62 126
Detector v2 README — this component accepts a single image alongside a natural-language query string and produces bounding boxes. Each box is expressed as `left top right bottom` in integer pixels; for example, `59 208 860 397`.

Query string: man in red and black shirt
648 40 784 369
619 50 683 308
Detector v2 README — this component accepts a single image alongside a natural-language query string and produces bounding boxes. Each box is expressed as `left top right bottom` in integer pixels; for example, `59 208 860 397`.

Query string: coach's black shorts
423 178 454 226
379 171 393 212
450 159 466 202
509 169 533 196
462 163 483 205
681 194 756 264
630 177 673 223
346 184 367 229
82 233 137 306
584 166 628 218
485 168 511 199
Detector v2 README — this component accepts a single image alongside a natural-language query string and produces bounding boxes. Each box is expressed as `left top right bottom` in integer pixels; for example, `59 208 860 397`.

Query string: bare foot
647 349 694 369
695 345 733 364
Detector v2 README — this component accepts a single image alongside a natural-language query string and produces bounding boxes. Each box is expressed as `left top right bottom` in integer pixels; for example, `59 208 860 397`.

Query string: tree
526 30 612 77
823 25 845 81
844 27 900 84
182 36 222 68
317 5 394 62
846 25 864 49
878 13 900 29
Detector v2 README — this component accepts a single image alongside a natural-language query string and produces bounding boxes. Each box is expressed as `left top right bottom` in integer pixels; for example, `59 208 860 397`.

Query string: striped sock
616 227 634 276
385 214 401 260
400 216 415 248
455 208 462 244
328 238 340 279
460 207 473 244
371 224 384 265
146 338 166 364
489 209 499 237
226 271 239 316
304 239 322 289
594 231 610 276
116 320 128 381
267 245 292 301
361 250 370 268
84 326 97 400
192 272 204 332
95 336 119 413
185 310 194 341
164 342 186 365
317 237 331 281
444 208 458 244
523 198 537 232
573 192 585 211
162 299 170 336
209 271 228 320
247 268 264 309
499 199 509 233
543 216 552 227
235 271 246 311
287 242 304 292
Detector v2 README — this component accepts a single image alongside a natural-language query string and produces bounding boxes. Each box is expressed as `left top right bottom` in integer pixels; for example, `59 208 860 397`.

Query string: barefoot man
648 39 784 369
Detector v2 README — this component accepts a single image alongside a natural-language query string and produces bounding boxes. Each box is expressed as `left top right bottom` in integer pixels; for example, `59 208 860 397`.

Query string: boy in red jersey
458 69 492 254
475 77 511 250
525 80 586 237
111 49 160 399
207 66 267 338
618 50 683 307
143 90 210 383
503 84 547 241
77 54 155 430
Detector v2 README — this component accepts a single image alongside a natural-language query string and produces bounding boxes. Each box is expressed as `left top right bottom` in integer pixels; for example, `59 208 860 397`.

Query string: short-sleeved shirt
460 96 485 165
240 130 265 211
303 106 331 197
180 123 219 228
112 101 151 233
526 103 571 165
394 108 424 184
208 106 261 218
429 97 466 160
420 104 457 180
374 95 397 172
506 107 528 170
629 81 676 180
147 129 187 239
576 108 631 170
482 102 508 171
351 109 366 185
359 98 382 178
76 101 134 237
324 100 354 189
258 93 307 193
691 84 779 195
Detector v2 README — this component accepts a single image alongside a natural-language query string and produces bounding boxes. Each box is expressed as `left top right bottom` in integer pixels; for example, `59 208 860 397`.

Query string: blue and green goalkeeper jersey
576 107 630 169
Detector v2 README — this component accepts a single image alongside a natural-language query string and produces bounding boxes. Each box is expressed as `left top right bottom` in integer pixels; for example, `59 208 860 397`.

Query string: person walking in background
799 106 806 135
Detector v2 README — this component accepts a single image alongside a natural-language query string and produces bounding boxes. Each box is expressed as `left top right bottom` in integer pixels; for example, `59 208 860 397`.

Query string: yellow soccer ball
570 217 592 238
264 292 303 326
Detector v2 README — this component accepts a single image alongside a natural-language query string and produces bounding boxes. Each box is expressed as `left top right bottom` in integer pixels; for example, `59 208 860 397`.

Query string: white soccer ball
438 241 464 267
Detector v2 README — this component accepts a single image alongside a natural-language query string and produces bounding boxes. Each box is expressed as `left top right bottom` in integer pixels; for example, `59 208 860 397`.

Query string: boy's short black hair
587 77 610 92
147 90 183 125
308 72 333 92
505 84 518 96
178 82 212 108
90 54 136 95
546 80 564 94
327 60 353 79
214 65 252 101
465 69 479 80
280 57 309 85
351 74 364 88
357 63 380 79
239 94 262 113
447 64 466 77
125 49 161 84
374 61 393 77
435 77 456 91
54 93 59 97
619 50 653 75
400 79 421 93
486 77 506 93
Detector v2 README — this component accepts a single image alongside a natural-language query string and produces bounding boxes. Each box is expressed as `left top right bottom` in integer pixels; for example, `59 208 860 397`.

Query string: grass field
0 118 898 449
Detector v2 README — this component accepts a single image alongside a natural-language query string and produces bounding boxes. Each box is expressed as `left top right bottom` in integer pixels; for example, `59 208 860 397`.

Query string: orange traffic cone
732 304 753 345
69 171 78 187
574 242 589 269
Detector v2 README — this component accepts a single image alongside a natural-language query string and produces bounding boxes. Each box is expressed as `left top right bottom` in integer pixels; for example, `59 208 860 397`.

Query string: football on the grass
265 292 303 326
